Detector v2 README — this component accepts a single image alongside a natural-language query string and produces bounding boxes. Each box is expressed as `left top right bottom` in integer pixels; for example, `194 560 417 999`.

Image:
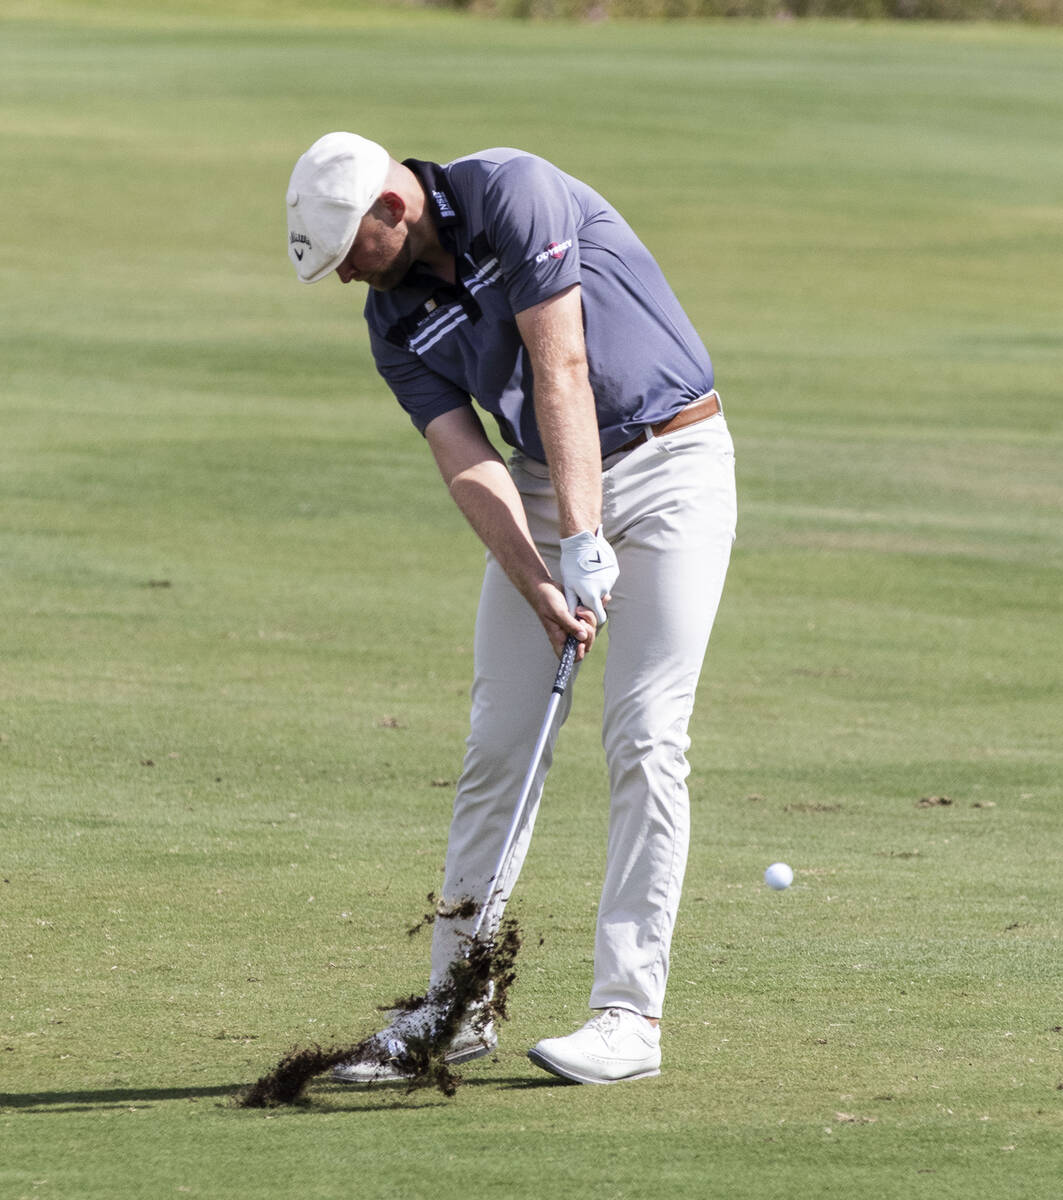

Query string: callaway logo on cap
285 132 390 284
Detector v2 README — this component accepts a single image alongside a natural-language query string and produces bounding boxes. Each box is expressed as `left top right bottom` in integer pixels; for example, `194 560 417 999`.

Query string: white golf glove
559 526 619 626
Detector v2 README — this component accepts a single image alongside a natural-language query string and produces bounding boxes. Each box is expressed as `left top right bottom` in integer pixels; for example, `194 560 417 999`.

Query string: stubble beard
368 234 414 293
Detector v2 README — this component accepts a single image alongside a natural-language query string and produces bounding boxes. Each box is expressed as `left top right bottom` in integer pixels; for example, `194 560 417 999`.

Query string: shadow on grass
312 1073 571 1101
0 1085 242 1111
1 1074 569 1115
461 1075 572 1090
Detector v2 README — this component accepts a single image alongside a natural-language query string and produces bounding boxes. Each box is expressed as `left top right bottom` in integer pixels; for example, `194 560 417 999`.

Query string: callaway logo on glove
559 527 619 625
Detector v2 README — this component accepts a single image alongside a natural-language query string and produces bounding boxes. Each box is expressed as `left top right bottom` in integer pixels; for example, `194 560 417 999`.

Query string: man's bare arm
514 285 601 539
425 406 595 658
515 284 617 624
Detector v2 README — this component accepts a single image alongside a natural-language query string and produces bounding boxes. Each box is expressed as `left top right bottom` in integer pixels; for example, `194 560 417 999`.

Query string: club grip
552 634 579 695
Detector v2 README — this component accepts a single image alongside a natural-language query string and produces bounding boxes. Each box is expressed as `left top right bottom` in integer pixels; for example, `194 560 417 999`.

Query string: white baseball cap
285 132 390 284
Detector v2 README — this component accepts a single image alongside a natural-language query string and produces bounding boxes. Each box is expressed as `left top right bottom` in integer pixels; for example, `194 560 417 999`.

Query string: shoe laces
587 1007 627 1043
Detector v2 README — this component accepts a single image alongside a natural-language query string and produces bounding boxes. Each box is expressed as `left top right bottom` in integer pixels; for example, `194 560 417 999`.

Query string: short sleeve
368 325 471 434
482 155 582 315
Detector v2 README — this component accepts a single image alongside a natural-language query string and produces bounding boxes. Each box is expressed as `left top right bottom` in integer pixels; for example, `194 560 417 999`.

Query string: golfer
285 133 737 1085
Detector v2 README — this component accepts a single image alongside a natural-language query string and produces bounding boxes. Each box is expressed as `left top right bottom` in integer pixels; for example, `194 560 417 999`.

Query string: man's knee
603 715 692 789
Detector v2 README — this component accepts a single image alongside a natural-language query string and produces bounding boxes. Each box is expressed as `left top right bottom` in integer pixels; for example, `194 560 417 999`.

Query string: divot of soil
237 905 521 1109
405 892 479 937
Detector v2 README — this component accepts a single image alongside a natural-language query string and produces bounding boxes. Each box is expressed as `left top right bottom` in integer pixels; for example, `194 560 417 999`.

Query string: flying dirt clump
237 910 521 1108
405 892 479 938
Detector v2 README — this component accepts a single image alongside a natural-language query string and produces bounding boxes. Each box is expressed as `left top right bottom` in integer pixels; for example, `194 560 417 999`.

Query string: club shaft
470 635 578 940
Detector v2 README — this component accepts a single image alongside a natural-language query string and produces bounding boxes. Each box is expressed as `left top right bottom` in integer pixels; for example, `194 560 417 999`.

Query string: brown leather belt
610 391 721 458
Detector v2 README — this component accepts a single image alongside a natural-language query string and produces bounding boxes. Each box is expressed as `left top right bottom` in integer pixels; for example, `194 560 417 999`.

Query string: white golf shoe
331 1004 496 1085
528 1007 662 1085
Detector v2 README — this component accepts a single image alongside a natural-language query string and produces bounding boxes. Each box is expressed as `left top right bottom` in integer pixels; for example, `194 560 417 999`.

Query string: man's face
335 211 412 292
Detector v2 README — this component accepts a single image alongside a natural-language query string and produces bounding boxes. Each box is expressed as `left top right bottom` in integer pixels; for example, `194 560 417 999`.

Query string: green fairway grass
2 5 1061 1198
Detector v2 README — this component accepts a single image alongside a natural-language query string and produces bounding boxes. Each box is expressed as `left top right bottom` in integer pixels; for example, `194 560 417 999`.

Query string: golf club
469 633 578 940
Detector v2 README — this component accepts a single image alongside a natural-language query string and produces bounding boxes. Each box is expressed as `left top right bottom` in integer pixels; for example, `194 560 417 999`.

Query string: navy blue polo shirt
365 149 714 463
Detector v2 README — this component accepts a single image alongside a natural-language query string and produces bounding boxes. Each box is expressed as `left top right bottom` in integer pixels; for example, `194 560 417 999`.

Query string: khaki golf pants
429 407 737 1019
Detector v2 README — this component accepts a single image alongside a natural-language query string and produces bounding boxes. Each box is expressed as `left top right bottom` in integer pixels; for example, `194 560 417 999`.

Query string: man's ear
375 190 406 226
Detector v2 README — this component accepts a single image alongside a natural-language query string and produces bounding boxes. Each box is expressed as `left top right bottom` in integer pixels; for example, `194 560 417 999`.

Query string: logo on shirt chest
535 238 573 265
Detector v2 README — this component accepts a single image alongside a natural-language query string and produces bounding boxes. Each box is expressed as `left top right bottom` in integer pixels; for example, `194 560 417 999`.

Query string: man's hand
532 581 599 661
559 526 618 625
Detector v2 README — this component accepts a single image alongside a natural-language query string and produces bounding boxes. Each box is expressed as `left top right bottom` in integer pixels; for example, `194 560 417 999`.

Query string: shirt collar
403 158 462 255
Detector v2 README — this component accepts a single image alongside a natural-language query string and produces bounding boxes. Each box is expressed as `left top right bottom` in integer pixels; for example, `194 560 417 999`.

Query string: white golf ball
764 862 794 891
